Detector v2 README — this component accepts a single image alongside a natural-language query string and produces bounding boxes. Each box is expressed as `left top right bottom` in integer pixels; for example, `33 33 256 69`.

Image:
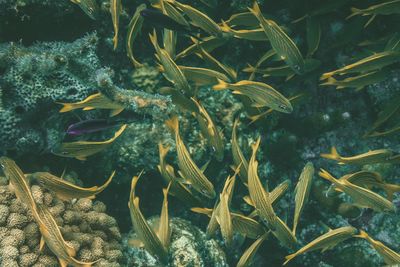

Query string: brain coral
0 33 100 151
0 174 124 267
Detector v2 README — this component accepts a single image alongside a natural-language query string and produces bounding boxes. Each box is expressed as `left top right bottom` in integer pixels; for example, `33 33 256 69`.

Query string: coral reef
123 217 227 267
0 173 123 266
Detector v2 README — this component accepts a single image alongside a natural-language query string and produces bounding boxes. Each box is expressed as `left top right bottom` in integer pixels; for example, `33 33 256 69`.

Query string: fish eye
279 104 287 110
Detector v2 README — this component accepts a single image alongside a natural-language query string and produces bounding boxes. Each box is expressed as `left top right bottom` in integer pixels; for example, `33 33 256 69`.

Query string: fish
248 137 277 229
178 65 231 85
366 125 400 138
320 51 400 80
149 31 192 94
165 116 216 199
231 118 249 184
292 162 314 235
207 172 236 238
283 226 357 265
35 203 98 267
126 4 147 67
27 171 114 201
319 169 395 212
70 0 99 20
52 124 127 160
0 157 38 215
249 2 305 74
195 48 237 81
168 0 223 37
192 99 224 161
158 183 171 249
58 92 125 117
220 21 268 41
158 87 198 113
320 70 387 91
213 79 293 113
347 0 400 27
321 147 394 165
128 173 169 263
236 232 269 267
176 35 230 59
157 143 201 206
110 0 122 50
355 230 400 265
306 16 321 57
66 119 122 136
335 171 400 202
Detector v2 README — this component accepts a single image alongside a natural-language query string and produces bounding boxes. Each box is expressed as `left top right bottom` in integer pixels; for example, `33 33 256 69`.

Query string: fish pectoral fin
83 106 95 111
66 242 76 257
109 108 124 117
76 156 87 161
39 237 45 252
128 238 144 248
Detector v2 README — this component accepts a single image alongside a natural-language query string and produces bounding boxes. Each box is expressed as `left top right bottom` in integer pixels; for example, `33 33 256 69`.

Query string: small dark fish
140 8 190 33
66 119 121 136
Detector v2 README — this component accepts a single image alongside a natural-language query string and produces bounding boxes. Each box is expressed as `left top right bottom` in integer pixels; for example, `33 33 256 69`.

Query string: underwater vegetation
0 0 400 266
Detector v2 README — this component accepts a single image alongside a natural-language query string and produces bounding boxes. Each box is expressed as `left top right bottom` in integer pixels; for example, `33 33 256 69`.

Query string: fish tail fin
212 79 229 90
248 1 261 16
346 8 362 19
283 253 297 265
165 116 179 134
318 168 338 183
320 77 337 86
149 29 158 47
109 124 127 142
354 229 369 239
57 102 76 113
321 147 341 160
384 184 400 202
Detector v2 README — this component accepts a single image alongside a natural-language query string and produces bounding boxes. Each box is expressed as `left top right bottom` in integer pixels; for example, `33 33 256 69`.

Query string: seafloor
0 0 399 266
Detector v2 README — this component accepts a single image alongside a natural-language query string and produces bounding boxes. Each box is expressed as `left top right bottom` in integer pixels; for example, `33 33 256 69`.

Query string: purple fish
66 119 121 136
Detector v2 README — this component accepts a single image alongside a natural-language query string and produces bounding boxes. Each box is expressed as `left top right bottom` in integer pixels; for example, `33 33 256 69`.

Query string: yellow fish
321 146 394 165
157 143 201 207
159 87 198 113
158 183 171 249
52 124 127 160
110 0 122 50
0 157 38 215
319 169 395 212
178 65 231 85
347 0 400 27
165 116 216 199
249 2 305 74
320 70 387 91
126 4 147 67
128 173 168 263
355 230 400 265
220 21 268 41
27 171 114 201
35 203 98 267
150 31 192 94
292 162 314 235
58 92 125 117
176 36 230 59
284 226 357 265
192 99 224 161
320 50 400 80
236 232 269 267
70 0 99 20
168 0 223 37
213 79 293 113
224 11 260 28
